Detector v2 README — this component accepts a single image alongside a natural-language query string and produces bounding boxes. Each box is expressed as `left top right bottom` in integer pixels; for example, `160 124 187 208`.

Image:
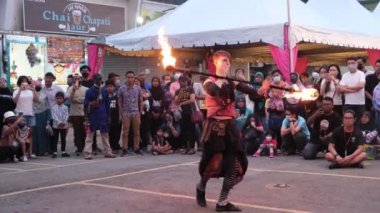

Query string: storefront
1 0 127 87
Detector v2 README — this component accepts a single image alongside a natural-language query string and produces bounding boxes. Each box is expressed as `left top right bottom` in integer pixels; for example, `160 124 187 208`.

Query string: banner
24 0 125 35
47 37 84 64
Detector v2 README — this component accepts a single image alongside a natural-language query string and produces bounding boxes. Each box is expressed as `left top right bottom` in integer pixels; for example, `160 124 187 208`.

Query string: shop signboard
23 0 125 36
47 37 84 64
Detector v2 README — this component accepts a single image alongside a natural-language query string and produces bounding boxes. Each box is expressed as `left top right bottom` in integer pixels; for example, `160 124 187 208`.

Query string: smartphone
18 112 23 116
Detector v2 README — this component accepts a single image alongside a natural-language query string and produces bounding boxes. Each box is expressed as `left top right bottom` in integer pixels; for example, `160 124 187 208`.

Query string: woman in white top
13 76 38 161
320 64 343 115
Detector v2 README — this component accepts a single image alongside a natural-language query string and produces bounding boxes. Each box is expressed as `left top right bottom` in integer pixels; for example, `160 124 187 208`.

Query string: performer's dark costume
196 77 259 211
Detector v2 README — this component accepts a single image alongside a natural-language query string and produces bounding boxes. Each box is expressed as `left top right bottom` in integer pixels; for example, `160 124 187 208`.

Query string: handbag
191 101 204 124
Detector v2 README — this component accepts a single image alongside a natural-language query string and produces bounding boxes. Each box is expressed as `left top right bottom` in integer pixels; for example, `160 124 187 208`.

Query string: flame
158 27 176 69
284 88 319 101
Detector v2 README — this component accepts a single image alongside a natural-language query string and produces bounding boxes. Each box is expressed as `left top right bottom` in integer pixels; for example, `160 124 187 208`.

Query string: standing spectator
0 77 15 132
312 66 328 96
320 64 343 115
140 81 151 153
138 71 151 90
149 77 165 138
357 57 374 76
119 71 144 156
83 74 115 160
42 72 64 110
32 80 50 156
365 59 380 111
265 84 285 151
373 79 380 125
251 72 267 131
169 72 182 96
79 65 94 88
13 76 38 160
106 80 122 153
175 76 196 154
303 97 342 159
281 107 310 155
67 72 88 155
51 91 70 158
338 57 366 117
326 110 367 169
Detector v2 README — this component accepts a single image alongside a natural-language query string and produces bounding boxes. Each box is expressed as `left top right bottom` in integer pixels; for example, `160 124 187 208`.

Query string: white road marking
22 162 57 167
0 161 198 198
0 167 26 172
81 182 311 213
248 168 380 181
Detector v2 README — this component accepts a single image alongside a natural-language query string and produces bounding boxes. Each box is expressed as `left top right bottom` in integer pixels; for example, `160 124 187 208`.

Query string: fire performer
196 50 259 212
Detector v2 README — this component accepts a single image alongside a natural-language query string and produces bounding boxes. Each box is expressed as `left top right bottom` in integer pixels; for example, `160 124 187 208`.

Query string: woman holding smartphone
13 76 38 161
320 64 343 116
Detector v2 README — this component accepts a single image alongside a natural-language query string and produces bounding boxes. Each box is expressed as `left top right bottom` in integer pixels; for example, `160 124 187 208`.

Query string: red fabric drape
295 57 308 74
367 49 380 68
269 44 298 83
87 44 105 79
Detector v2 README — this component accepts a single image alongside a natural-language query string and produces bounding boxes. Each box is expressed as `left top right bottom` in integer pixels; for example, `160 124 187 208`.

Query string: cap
3 111 16 122
45 72 56 80
72 72 82 78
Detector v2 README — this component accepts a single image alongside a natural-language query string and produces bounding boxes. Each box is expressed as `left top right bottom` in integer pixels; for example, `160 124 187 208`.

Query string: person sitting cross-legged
325 110 367 169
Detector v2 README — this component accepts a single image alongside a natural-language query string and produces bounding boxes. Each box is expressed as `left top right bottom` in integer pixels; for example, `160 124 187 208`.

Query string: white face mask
265 136 272 141
174 73 182 81
272 76 281 83
312 72 320 79
348 64 357 72
115 79 121 86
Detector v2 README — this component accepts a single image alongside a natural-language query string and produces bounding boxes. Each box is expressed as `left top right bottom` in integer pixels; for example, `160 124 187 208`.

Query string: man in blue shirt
281 107 310 155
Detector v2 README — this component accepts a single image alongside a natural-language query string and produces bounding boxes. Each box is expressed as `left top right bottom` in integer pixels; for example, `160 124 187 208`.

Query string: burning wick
158 27 176 70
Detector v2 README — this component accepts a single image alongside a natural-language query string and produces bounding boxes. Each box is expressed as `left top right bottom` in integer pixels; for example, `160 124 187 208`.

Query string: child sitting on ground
0 111 23 162
151 127 173 155
15 115 31 161
253 132 278 158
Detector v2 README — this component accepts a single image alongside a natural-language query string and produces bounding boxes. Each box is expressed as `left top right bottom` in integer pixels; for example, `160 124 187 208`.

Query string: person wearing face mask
252 132 277 158
80 65 94 88
32 79 50 156
337 57 366 118
83 74 115 160
161 111 181 150
67 72 88 155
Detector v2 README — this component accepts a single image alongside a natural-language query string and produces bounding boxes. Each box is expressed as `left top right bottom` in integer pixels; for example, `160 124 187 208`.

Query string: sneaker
104 153 116 158
51 153 57 158
351 163 364 169
252 153 260 157
215 202 241 212
134 149 144 155
152 151 158 155
328 163 341 169
61 152 70 157
120 149 128 157
29 154 37 159
187 149 196 155
196 187 207 207
269 153 274 158
22 156 28 162
13 157 19 163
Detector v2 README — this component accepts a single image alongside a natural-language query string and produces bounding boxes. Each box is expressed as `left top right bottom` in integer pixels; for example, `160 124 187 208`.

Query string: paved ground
0 137 379 213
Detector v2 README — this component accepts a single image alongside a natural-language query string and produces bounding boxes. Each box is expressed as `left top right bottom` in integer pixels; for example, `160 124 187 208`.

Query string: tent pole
287 0 294 77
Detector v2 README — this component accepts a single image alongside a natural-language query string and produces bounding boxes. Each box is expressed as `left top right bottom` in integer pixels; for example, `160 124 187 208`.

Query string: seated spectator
0 112 22 162
357 111 379 145
242 114 264 155
253 132 277 158
281 107 310 155
151 127 173 155
161 112 181 151
235 97 253 130
303 97 342 160
326 110 367 169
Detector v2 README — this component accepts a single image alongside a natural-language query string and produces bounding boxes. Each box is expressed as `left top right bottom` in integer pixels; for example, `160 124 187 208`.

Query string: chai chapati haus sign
23 0 125 36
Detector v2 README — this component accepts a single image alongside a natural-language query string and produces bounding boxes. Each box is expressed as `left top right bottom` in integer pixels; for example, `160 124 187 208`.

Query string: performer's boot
196 185 207 207
215 202 241 212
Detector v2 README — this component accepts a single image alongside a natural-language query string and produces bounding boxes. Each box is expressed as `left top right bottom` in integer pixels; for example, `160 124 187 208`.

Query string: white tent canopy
106 0 380 52
373 2 380 17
